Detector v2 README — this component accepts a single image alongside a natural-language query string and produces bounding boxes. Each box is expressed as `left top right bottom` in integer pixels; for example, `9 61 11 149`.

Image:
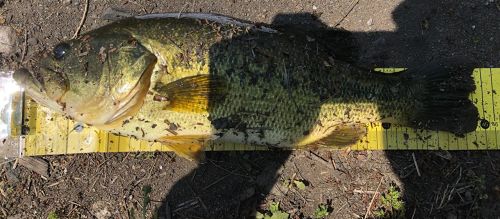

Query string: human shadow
153 12 363 218
155 0 499 218
370 0 500 218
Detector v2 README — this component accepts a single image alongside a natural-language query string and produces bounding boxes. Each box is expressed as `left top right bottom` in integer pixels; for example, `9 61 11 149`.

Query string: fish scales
117 18 412 146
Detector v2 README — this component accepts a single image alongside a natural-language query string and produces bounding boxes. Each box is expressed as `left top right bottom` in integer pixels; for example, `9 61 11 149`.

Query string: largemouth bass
14 13 478 161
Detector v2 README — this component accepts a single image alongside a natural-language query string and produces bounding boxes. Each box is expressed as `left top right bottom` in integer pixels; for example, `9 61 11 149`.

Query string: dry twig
20 29 27 62
364 177 384 218
203 174 230 190
73 0 90 39
353 189 380 195
412 152 421 177
309 151 333 169
334 0 359 27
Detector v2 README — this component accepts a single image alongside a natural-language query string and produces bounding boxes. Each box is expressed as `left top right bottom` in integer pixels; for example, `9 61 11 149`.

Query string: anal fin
158 135 211 162
302 123 366 149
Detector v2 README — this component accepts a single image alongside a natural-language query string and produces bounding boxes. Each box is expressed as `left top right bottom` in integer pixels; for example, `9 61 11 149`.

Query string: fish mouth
13 68 65 113
13 68 45 94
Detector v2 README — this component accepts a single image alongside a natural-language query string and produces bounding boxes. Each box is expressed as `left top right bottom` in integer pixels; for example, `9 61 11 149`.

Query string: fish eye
53 43 71 60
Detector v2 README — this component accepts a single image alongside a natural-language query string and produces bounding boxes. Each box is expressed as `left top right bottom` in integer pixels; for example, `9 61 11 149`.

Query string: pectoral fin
158 135 211 162
153 75 227 113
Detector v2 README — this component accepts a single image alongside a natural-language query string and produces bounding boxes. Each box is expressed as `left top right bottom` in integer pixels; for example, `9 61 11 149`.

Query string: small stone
63 0 71 5
0 26 17 55
471 25 476 30
27 37 38 45
367 18 373 26
312 5 318 10
91 201 112 219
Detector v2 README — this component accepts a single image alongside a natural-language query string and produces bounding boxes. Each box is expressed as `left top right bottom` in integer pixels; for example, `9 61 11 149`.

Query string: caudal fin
405 57 479 135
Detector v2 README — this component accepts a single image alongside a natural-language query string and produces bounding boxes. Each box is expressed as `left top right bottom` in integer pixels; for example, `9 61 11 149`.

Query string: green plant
373 209 386 218
293 180 306 190
47 211 59 219
374 186 405 219
142 185 152 219
256 201 289 219
282 178 307 190
313 203 329 219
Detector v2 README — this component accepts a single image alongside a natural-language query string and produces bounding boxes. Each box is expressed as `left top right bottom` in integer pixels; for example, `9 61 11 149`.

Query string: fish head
14 32 157 127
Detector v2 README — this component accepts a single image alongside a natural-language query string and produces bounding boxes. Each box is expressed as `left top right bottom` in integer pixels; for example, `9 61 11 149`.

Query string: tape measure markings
13 68 500 157
491 68 499 150
479 68 491 149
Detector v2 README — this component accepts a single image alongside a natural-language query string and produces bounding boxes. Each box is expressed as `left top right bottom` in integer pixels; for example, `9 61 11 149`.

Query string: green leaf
255 211 265 219
313 204 329 219
269 202 280 213
270 211 289 219
293 180 306 190
282 180 290 187
47 212 59 219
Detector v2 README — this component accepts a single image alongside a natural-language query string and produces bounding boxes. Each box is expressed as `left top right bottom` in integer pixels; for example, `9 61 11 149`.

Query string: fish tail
403 57 478 135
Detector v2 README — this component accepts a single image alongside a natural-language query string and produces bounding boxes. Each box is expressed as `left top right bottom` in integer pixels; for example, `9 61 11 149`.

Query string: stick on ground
364 177 383 218
73 0 90 39
412 152 421 177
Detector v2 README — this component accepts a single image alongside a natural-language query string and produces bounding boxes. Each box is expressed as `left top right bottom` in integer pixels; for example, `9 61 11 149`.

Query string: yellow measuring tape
15 68 500 156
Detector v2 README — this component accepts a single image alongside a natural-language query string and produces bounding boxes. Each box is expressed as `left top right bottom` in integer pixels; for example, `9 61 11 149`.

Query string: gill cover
37 32 157 128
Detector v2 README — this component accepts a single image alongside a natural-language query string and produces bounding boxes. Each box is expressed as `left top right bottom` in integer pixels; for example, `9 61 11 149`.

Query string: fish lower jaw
26 90 64 114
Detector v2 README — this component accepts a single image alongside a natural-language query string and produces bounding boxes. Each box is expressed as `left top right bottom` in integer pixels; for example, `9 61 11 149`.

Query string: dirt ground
1 0 500 218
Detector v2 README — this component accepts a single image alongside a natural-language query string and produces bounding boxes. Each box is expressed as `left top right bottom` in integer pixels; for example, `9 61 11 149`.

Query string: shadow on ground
155 0 499 218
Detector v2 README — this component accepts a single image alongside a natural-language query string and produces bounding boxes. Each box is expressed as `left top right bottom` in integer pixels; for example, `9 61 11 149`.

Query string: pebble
0 26 17 55
367 18 373 26
27 37 38 45
312 5 318 10
91 201 112 219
